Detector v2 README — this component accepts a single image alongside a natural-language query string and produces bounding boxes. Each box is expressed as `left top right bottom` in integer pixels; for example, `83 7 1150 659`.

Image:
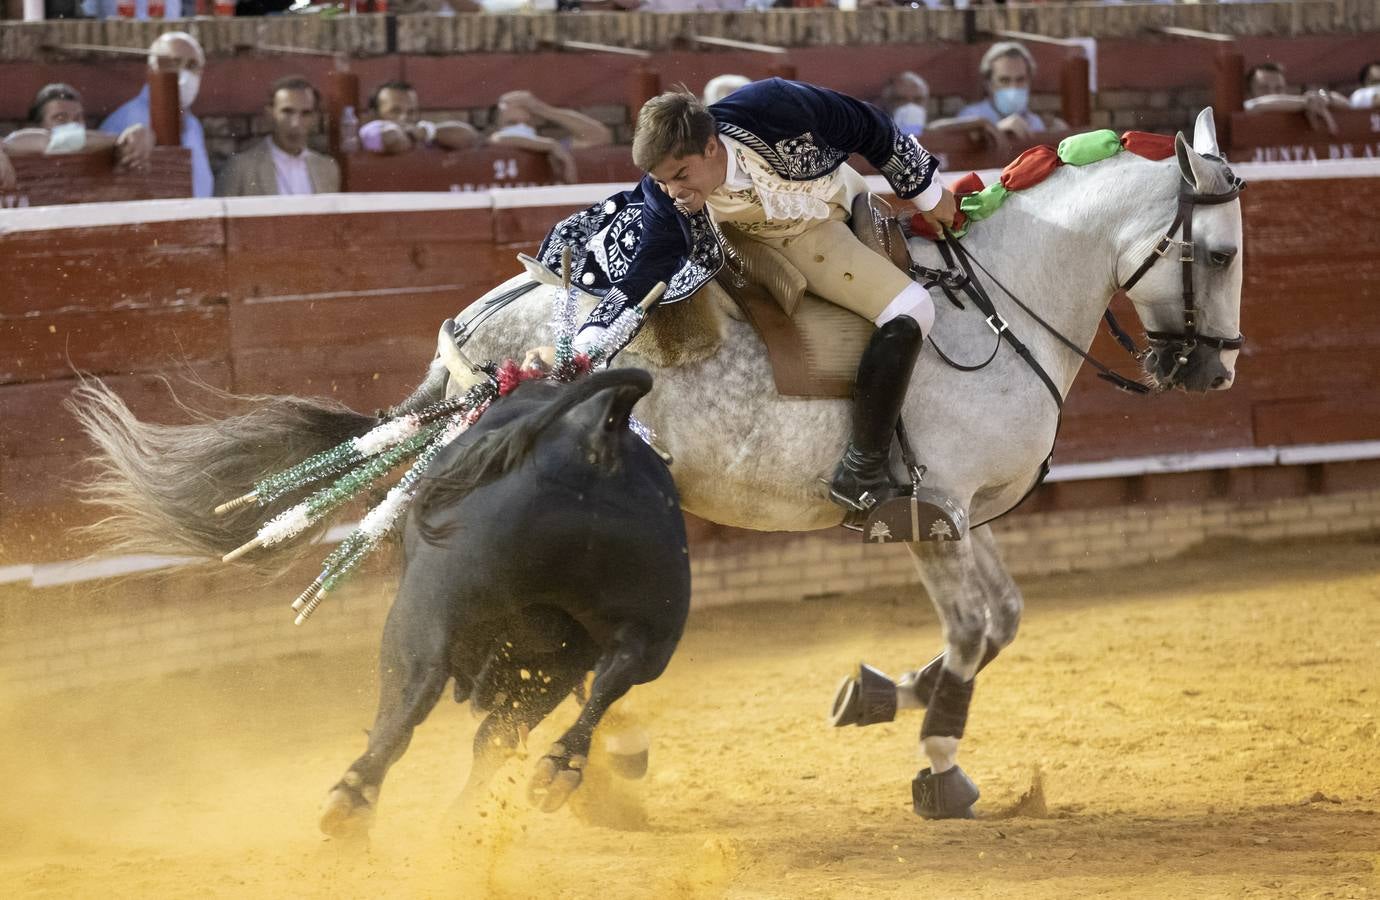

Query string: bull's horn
437 319 486 394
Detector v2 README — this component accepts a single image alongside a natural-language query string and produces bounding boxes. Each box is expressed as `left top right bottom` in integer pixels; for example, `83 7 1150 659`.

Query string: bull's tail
67 379 378 566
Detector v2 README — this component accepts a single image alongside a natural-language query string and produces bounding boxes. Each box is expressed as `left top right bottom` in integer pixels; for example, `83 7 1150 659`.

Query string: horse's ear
1192 108 1221 158
1174 132 1219 193
1175 132 1195 188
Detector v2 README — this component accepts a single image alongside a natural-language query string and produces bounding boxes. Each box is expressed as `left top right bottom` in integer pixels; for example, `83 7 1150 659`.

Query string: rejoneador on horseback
403 78 961 523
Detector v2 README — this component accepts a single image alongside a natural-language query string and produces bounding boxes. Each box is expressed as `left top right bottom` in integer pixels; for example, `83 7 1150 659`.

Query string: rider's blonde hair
632 90 717 173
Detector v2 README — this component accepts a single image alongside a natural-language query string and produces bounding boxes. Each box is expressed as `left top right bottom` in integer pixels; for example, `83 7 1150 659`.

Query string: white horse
429 110 1245 817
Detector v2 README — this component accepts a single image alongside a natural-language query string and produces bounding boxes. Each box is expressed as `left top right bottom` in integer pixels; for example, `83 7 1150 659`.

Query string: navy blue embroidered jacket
534 78 939 351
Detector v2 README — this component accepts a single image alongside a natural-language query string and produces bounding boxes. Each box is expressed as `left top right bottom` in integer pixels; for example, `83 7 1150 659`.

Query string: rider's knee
874 282 935 334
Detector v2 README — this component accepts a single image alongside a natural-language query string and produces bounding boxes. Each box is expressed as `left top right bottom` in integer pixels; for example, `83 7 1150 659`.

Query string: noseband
1118 170 1247 383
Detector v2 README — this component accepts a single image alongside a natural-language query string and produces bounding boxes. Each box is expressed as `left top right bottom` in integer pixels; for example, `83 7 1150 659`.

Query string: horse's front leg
900 535 991 819
895 525 1023 711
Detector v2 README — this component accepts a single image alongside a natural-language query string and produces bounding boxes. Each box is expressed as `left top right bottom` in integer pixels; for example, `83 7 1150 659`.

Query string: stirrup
846 485 967 543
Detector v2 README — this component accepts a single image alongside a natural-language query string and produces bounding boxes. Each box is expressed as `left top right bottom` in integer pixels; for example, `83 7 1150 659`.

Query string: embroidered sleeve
782 79 939 200
879 131 940 202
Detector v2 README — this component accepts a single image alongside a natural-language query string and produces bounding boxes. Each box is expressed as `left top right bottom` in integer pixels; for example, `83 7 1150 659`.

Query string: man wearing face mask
958 42 1066 141
2 83 152 171
100 32 212 199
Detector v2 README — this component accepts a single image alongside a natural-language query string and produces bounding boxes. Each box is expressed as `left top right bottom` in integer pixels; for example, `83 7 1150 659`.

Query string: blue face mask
992 86 1029 118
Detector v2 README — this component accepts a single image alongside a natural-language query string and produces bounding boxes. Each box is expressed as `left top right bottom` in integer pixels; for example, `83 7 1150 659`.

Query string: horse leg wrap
912 765 980 820
920 667 975 740
905 643 1000 708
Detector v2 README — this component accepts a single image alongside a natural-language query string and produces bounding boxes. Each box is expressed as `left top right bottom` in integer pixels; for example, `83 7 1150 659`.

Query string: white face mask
46 121 87 154
893 102 928 136
178 69 201 110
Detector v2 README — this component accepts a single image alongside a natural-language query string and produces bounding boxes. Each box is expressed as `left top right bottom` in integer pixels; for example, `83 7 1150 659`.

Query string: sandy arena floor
3 534 1378 899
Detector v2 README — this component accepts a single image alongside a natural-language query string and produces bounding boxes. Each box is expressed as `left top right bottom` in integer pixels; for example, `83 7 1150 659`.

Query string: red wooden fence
1 163 1377 565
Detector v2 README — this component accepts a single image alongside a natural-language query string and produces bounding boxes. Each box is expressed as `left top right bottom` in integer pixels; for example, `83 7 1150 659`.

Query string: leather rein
908 172 1247 407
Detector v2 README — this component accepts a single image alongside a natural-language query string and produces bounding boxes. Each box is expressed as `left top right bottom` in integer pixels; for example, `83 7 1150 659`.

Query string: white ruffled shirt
708 135 940 237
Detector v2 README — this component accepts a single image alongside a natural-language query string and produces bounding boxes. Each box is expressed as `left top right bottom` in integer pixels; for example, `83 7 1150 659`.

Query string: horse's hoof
830 663 898 727
528 743 586 813
319 784 375 840
912 765 980 820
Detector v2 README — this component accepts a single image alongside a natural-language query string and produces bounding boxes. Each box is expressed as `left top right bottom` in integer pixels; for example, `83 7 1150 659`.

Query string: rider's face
648 136 726 214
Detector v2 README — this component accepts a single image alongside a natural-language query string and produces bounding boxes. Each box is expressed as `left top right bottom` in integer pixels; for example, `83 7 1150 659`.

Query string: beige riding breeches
745 221 915 321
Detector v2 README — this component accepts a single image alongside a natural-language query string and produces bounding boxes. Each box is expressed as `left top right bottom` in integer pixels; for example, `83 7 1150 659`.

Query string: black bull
320 368 691 838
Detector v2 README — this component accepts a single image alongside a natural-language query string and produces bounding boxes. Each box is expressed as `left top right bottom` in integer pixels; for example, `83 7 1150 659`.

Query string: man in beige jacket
217 75 339 197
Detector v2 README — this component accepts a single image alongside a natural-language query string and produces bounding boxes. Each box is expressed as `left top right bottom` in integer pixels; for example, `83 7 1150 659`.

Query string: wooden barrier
1 162 1377 565
1229 109 1380 163
341 145 639 193
0 146 192 207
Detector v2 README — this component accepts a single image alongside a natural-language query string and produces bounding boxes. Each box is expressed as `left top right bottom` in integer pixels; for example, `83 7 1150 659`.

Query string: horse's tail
67 378 377 565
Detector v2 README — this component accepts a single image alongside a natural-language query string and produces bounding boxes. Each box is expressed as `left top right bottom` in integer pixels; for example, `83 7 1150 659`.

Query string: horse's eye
1209 249 1236 267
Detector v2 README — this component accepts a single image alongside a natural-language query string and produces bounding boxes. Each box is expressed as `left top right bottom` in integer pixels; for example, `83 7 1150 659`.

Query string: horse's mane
412 374 615 545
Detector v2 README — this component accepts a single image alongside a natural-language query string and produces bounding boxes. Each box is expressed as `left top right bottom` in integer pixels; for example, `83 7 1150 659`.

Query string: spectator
358 81 480 155
216 76 340 197
879 71 931 136
488 90 613 183
1349 61 1380 109
882 70 1005 150
3 83 152 171
1244 62 1351 134
703 74 750 106
958 41 1067 139
100 32 212 198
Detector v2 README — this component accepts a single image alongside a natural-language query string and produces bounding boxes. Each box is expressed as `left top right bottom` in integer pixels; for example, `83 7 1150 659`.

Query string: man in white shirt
216 76 340 197
957 42 1066 140
100 32 213 198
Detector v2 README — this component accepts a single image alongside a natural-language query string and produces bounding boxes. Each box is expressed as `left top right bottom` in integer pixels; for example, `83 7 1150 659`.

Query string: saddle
713 192 911 399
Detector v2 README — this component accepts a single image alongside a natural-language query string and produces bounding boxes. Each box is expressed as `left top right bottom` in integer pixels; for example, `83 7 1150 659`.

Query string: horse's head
1120 109 1245 393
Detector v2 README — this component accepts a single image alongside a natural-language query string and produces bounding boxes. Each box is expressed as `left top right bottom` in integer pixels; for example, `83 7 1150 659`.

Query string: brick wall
4 483 1378 697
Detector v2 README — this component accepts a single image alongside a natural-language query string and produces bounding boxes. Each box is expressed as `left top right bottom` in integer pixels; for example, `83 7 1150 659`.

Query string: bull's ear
1192 107 1221 158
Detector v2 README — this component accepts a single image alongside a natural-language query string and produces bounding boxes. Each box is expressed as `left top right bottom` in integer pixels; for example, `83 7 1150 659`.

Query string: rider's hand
920 186 957 231
522 345 556 371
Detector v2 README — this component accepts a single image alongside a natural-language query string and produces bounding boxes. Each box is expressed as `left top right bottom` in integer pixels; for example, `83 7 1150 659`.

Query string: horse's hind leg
528 623 668 813
895 526 1023 710
320 592 455 840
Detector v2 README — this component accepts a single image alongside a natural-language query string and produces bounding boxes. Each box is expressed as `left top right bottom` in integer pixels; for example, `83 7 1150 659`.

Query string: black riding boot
829 316 925 512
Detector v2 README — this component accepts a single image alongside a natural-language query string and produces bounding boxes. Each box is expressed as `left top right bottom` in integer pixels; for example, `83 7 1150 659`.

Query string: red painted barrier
1 163 1377 564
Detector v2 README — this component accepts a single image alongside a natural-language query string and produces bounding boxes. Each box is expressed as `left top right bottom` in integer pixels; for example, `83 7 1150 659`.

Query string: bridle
910 162 1247 403
1115 167 1247 385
